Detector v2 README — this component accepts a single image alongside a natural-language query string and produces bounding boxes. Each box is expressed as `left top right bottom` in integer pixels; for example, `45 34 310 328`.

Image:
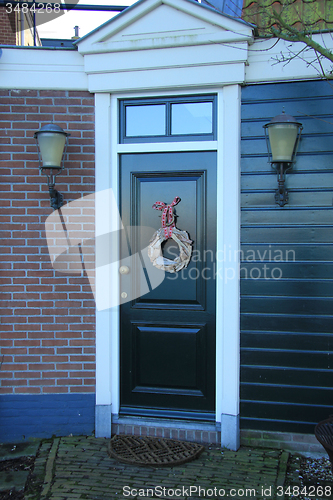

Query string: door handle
119 265 130 275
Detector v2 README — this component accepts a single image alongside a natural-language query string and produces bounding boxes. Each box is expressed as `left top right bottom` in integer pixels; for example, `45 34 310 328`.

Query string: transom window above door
119 95 217 143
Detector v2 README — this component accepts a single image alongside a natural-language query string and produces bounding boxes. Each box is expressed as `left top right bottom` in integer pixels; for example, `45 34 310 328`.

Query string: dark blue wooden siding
241 80 333 434
0 394 95 442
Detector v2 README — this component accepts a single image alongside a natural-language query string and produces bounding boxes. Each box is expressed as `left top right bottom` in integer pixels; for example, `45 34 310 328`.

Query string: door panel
120 151 216 419
130 323 207 395
132 170 206 310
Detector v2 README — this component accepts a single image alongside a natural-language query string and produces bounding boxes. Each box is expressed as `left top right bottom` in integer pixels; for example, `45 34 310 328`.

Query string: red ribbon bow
152 196 181 238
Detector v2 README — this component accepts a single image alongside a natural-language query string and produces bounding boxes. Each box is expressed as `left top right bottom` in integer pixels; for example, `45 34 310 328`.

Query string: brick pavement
37 436 288 500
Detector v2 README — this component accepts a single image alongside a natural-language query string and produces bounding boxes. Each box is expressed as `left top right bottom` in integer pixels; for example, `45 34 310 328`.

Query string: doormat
108 435 205 467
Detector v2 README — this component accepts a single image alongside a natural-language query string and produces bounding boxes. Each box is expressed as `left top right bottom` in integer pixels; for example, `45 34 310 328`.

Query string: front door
120 151 216 420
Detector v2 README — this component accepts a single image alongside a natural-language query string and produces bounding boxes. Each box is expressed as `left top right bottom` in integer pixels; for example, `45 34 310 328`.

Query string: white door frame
95 86 241 450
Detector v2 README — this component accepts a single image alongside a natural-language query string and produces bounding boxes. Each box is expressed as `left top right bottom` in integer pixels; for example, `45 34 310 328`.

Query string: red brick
0 388 14 394
83 363 95 370
2 379 26 386
42 371 68 378
70 355 94 362
72 371 94 378
30 379 55 386
54 98 82 105
29 364 55 370
42 340 68 347
14 340 39 347
43 386 69 393
15 387 41 394
39 90 67 97
70 340 94 346
57 379 82 385
14 371 41 379
56 363 82 371
25 98 53 105
1 89 95 393
70 386 95 393
43 356 68 363
83 379 95 385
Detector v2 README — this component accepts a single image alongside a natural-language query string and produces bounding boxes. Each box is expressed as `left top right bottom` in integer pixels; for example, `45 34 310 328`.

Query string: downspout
20 11 24 46
33 0 36 46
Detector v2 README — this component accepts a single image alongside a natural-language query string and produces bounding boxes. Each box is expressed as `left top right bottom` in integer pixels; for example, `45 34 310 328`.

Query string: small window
171 102 213 135
126 104 166 137
119 95 216 143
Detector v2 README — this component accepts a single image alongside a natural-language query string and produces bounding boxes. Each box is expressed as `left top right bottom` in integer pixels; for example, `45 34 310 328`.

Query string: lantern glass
268 123 299 162
37 132 67 169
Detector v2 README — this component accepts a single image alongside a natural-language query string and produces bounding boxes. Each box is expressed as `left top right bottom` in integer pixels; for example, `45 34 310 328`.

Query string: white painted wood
116 141 218 153
83 43 248 74
86 63 245 93
246 34 333 83
2 6 333 92
110 93 121 416
221 85 241 423
215 89 224 424
92 38 242 440
0 48 87 90
105 89 222 423
216 85 241 448
95 93 112 409
81 31 251 54
76 0 253 54
75 0 251 94
93 80 241 449
109 3 222 40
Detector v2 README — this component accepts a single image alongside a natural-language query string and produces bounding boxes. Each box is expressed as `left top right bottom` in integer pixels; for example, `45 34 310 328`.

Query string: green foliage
243 0 333 37
242 0 333 77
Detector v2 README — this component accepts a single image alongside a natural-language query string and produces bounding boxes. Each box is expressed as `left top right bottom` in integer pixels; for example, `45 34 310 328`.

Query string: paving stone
0 441 41 461
0 470 29 492
35 437 286 500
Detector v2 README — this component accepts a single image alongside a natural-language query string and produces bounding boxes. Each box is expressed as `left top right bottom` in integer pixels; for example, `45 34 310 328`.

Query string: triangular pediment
76 0 253 54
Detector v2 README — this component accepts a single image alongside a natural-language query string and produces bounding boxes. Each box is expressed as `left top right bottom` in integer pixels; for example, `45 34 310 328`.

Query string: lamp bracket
48 185 64 210
40 167 64 209
275 185 288 207
273 162 290 207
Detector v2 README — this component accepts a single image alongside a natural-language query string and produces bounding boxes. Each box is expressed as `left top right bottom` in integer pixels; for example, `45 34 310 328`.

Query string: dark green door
120 151 217 420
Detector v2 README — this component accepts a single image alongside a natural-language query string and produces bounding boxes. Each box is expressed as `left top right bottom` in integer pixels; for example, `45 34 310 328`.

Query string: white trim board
76 0 253 54
2 34 333 91
0 48 88 91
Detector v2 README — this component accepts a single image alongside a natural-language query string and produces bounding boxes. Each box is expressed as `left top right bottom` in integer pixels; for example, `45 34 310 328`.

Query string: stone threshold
111 415 221 444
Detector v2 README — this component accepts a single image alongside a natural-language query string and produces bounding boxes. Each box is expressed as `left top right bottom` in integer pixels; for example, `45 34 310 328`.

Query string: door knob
119 266 130 275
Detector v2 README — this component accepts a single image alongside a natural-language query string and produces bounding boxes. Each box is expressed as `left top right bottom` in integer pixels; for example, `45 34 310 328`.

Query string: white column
95 92 113 437
217 84 241 450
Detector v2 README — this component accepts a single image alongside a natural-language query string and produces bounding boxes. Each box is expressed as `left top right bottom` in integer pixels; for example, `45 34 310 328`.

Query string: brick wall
0 89 96 397
0 8 17 45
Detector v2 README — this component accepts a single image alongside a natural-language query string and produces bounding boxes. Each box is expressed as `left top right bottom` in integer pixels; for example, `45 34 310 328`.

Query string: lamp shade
264 111 302 163
34 124 70 169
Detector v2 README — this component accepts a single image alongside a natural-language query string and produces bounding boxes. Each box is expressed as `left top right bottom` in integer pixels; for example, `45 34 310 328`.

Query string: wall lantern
34 124 70 210
263 110 303 207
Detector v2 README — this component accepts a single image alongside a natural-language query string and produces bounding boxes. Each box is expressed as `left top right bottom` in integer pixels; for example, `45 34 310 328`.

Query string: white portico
75 0 253 450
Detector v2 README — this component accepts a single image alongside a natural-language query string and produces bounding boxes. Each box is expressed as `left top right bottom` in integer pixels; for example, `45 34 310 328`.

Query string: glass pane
126 104 166 137
171 102 213 135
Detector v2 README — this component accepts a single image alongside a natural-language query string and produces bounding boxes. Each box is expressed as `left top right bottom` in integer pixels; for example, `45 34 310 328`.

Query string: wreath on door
148 196 192 273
